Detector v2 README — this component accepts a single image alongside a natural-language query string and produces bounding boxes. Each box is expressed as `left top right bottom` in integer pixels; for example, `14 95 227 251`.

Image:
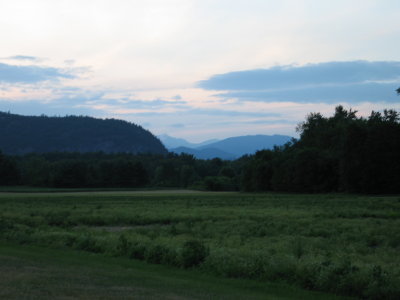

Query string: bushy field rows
1 192 399 299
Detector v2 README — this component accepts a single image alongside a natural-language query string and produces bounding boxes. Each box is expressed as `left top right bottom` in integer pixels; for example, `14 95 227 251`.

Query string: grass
0 186 189 193
0 242 343 300
1 190 399 299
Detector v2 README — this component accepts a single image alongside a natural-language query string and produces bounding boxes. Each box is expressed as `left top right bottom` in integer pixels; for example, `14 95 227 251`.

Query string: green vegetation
1 106 399 194
243 106 400 193
1 106 399 298
0 242 342 300
1 191 399 299
0 111 167 155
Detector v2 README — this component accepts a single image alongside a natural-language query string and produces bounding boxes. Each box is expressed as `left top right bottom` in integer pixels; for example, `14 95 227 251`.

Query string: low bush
74 234 103 253
180 240 208 268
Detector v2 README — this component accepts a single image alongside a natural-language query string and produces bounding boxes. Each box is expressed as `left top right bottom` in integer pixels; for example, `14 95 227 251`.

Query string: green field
1 191 399 299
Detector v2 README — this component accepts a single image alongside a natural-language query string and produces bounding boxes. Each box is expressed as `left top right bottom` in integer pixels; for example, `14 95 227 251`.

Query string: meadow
1 190 399 299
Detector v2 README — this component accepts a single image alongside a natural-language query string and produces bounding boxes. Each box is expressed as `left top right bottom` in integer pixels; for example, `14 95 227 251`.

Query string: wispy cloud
7 55 42 62
186 109 280 118
0 98 96 116
222 82 400 104
170 123 185 128
0 90 188 118
0 63 75 83
85 98 187 109
198 61 400 104
198 61 400 90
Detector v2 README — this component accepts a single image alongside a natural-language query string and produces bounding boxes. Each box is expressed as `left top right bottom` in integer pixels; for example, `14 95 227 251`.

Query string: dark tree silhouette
1 106 399 194
0 112 167 155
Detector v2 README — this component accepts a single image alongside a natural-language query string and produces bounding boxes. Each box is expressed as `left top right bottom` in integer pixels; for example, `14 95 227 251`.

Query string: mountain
199 135 292 157
0 112 167 155
158 134 219 149
158 134 191 148
171 146 236 160
169 134 293 159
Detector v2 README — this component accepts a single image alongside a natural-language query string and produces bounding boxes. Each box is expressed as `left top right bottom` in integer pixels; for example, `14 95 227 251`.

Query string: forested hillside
1 106 399 194
0 112 167 155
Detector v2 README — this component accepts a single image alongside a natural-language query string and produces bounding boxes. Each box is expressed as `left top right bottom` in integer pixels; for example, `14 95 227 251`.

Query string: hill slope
199 135 292 157
0 112 167 155
169 134 293 159
158 134 219 149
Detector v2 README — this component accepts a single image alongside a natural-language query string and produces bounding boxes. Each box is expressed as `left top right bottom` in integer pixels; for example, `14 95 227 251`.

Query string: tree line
0 151 239 190
1 106 399 194
243 106 400 193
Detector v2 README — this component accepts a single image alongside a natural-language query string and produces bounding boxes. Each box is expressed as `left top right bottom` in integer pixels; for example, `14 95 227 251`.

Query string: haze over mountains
159 134 293 159
157 134 219 149
0 111 292 159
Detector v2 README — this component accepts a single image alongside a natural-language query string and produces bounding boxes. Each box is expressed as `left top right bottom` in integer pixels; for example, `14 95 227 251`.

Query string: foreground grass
1 191 399 299
0 242 343 300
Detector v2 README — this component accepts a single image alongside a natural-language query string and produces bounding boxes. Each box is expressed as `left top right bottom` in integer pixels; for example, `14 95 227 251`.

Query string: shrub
180 240 208 268
115 234 131 256
0 218 13 233
145 244 166 264
129 241 147 260
74 234 102 253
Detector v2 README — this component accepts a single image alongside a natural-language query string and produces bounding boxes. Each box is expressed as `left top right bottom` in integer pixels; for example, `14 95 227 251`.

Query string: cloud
83 98 187 110
172 95 182 100
0 91 190 120
170 123 185 128
64 59 76 66
0 88 106 116
0 99 96 116
208 119 297 127
198 61 400 103
8 55 42 62
111 108 280 118
198 61 400 90
0 63 75 83
106 106 282 122
222 82 400 104
187 109 280 118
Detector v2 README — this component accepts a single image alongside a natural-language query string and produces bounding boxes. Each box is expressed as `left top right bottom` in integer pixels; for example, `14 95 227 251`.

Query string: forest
1 106 400 299
1 106 399 194
0 112 167 155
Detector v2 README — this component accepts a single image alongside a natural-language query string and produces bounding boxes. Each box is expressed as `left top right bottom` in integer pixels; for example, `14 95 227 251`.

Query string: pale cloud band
198 61 400 103
1 59 400 141
220 82 400 104
0 62 75 83
7 55 42 62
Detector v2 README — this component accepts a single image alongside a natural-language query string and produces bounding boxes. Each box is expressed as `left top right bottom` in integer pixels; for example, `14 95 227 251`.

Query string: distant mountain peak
168 134 292 159
158 134 219 149
196 134 293 157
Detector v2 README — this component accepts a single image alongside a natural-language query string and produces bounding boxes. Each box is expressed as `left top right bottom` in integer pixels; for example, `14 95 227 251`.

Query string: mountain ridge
0 111 167 155
158 134 219 149
168 134 293 159
198 134 293 157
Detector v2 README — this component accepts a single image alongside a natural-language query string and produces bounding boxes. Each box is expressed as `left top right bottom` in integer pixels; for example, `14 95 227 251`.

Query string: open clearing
1 190 399 299
0 242 344 300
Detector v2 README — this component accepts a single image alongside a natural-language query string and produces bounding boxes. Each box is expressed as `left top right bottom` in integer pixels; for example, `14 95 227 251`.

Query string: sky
1 0 400 142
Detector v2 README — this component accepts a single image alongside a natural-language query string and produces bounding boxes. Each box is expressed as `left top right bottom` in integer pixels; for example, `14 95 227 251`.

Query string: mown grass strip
0 242 347 300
